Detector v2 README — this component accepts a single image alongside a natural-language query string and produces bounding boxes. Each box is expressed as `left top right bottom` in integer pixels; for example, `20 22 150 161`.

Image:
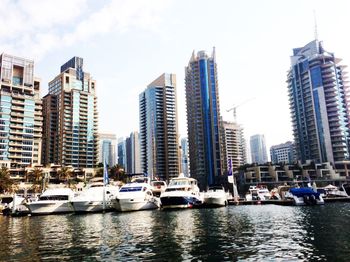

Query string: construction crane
226 97 255 123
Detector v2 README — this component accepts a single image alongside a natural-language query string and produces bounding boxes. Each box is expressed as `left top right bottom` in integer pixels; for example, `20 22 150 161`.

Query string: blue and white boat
160 175 203 209
286 187 324 206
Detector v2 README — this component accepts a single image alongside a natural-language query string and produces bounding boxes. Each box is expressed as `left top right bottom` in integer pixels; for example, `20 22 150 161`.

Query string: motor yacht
70 181 119 213
25 188 75 215
245 185 271 201
150 180 167 197
203 185 228 207
160 175 203 209
318 184 349 198
112 183 159 212
285 187 324 205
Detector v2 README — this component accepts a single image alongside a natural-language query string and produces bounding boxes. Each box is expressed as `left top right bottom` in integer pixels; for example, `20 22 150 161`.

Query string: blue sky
1 0 350 154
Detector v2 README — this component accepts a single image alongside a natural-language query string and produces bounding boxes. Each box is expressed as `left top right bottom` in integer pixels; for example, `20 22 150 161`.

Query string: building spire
313 10 318 41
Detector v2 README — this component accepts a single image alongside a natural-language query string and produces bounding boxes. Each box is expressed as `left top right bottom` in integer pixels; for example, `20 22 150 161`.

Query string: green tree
28 167 44 193
58 167 74 188
0 166 13 194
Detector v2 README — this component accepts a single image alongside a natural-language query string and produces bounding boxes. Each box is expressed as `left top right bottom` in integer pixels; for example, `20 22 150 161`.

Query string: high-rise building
180 137 190 177
42 57 98 168
185 48 223 189
0 53 43 170
139 73 180 182
117 138 126 170
250 134 268 164
287 40 350 163
98 132 116 167
270 141 295 164
126 131 141 174
221 121 246 171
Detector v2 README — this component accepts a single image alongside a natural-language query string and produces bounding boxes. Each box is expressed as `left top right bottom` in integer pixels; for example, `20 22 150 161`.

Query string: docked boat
285 187 324 205
203 185 228 207
112 183 159 212
319 184 349 198
1 194 31 216
25 188 75 215
245 185 271 201
70 182 119 213
150 180 167 197
160 175 203 209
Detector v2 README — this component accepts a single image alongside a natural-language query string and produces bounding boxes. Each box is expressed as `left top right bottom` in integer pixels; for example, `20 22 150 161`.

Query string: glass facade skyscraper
98 132 116 167
185 48 223 189
250 134 268 164
139 73 180 182
0 53 43 171
42 57 99 168
287 40 350 163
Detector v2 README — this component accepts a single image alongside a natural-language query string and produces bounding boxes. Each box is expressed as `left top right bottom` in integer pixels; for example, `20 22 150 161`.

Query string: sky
1 0 350 158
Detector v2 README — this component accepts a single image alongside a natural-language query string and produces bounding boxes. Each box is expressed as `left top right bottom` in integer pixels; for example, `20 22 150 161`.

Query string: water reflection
0 204 350 261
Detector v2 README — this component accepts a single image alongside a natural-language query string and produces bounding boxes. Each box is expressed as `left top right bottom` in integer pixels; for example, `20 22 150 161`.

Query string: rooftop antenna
313 10 318 41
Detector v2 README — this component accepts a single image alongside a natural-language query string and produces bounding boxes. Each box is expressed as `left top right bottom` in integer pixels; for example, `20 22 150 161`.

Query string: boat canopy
290 187 320 197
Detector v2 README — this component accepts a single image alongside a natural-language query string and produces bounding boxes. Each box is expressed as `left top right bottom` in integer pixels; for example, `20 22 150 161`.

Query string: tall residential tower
0 53 43 170
139 73 180 182
221 121 246 171
185 48 223 189
42 57 99 168
287 40 350 163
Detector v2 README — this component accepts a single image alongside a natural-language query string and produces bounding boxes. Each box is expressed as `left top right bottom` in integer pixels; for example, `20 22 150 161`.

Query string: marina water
1 203 350 261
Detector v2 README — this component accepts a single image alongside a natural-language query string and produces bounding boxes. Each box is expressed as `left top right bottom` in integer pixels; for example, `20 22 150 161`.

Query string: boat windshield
151 181 166 187
169 180 190 186
39 195 69 201
120 186 143 192
165 187 188 192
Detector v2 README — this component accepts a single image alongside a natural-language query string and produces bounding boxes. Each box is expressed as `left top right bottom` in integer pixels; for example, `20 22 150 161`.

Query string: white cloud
0 0 171 60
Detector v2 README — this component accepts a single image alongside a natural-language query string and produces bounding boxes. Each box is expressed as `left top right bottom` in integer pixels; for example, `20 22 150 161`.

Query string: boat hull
71 201 114 213
203 196 227 207
26 201 73 215
160 196 202 209
114 198 159 212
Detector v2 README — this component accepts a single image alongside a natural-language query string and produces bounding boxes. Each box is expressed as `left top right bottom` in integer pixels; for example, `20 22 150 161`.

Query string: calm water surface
1 203 350 261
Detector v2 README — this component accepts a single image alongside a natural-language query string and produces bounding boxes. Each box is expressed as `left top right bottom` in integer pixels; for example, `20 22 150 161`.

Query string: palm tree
28 167 44 193
0 166 13 194
58 166 73 188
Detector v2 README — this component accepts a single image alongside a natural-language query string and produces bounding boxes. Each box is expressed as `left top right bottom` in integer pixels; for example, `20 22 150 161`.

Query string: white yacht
70 182 119 213
203 185 228 207
25 188 75 215
160 175 203 209
245 185 271 201
150 180 167 197
112 183 159 212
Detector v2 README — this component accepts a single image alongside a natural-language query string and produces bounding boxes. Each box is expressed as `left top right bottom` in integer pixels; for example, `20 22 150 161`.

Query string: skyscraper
287 40 350 163
98 132 116 167
0 53 43 170
139 73 180 182
180 137 190 177
270 141 295 164
42 57 98 168
117 137 126 170
125 131 141 174
250 134 268 164
221 121 246 171
185 48 223 189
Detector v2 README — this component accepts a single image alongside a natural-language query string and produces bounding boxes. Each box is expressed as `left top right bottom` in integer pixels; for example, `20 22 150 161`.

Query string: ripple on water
1 203 350 261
